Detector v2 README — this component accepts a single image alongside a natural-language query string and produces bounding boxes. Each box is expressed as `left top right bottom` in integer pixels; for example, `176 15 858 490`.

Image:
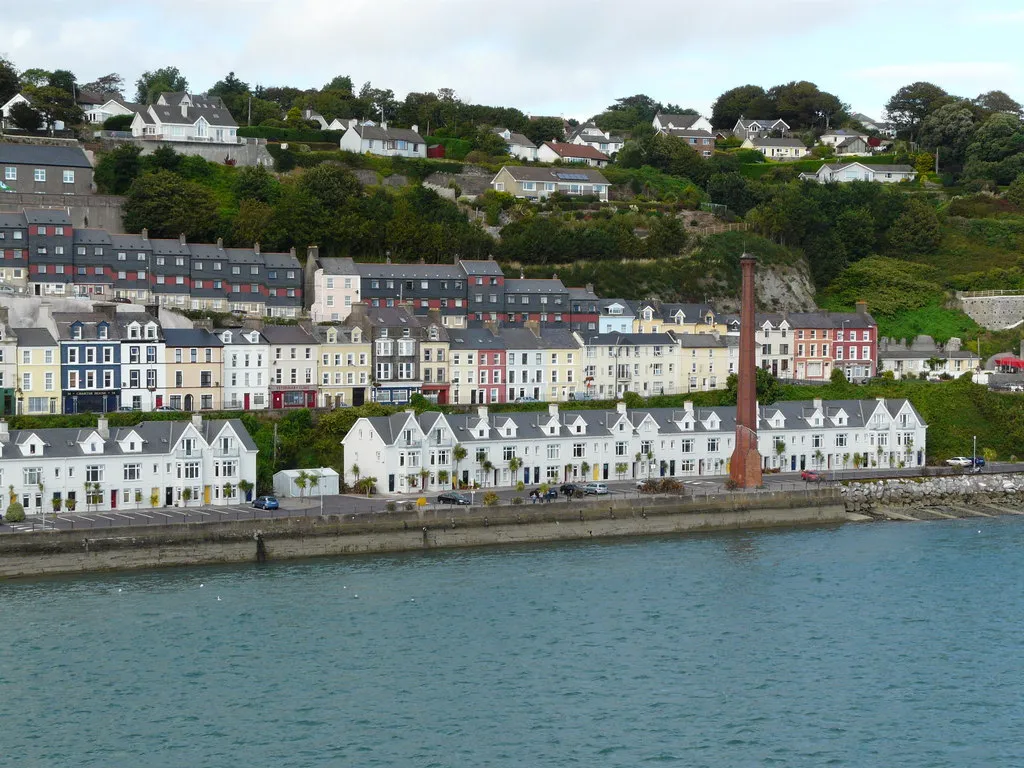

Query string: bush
483 491 500 506
511 496 524 505
238 125 344 143
385 501 397 512
103 114 134 131
5 502 25 523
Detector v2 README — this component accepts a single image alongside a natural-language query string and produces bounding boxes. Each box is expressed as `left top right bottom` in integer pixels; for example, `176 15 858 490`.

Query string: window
3 167 14 180
85 465 104 482
34 169 46 182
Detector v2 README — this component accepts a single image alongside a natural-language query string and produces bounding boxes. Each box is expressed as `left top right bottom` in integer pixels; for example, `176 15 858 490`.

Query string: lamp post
973 435 977 473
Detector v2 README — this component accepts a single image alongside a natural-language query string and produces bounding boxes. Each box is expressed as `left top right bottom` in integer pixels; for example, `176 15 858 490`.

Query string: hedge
238 126 345 143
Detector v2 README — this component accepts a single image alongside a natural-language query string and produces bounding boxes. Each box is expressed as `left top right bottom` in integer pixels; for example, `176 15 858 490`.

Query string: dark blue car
253 495 279 510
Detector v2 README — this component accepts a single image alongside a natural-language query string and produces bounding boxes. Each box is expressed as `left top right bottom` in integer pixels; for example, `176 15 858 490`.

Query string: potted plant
134 490 143 509
182 487 193 505
150 491 160 508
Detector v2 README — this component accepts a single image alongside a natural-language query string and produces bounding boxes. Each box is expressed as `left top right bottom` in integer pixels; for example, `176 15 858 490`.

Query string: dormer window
326 330 337 344
72 325 82 340
98 325 108 340
403 328 411 338
222 331 232 343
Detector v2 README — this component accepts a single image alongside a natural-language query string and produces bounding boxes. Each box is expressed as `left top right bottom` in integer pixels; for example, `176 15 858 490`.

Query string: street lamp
973 435 977 472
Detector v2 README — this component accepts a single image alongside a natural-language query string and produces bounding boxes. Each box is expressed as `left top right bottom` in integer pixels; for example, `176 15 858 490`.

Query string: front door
110 490 117 509
165 486 173 506
244 393 250 409
184 394 194 411
388 474 395 493
353 388 365 407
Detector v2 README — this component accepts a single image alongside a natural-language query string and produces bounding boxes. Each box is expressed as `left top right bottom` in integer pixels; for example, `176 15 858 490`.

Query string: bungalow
536 141 609 168
800 162 917 184
1 93 64 130
493 127 538 161
491 166 610 202
820 129 868 148
339 120 426 158
85 97 141 126
567 122 624 155
733 116 790 140
652 112 713 134
740 137 809 159
132 93 239 144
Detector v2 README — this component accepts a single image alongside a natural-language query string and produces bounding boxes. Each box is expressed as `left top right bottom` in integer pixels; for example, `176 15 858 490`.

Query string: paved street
2 464 1021 534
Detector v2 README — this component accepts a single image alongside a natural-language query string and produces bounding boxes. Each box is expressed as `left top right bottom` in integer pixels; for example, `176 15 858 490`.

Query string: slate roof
657 113 704 128
498 166 610 184
581 331 678 346
664 128 714 140
459 260 504 276
0 143 92 169
738 117 788 127
503 279 568 294
319 257 358 275
52 313 122 341
500 328 580 350
494 128 537 148
163 328 224 347
261 325 315 344
748 138 806 148
24 209 73 225
3 418 256 458
356 263 463 280
448 329 506 350
0 213 26 228
150 103 237 127
352 123 425 144
11 327 56 347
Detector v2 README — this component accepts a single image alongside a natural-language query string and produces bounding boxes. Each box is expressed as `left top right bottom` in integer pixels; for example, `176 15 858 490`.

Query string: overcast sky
4 0 1022 121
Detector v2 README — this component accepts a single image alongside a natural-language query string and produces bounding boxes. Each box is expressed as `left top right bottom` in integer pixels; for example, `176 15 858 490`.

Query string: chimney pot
141 228 148 240
217 237 223 250
179 233 186 245
254 242 260 255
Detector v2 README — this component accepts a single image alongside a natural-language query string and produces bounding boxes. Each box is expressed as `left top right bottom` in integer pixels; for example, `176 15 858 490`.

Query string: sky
3 0 1023 121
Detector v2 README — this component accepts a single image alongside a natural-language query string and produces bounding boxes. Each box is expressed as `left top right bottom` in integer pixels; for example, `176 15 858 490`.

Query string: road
2 464 1021 534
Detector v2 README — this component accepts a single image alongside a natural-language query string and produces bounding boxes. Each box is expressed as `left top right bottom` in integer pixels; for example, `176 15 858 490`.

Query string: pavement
2 463 1022 535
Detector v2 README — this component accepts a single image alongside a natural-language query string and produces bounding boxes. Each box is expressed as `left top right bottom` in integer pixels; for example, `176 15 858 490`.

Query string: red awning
997 356 1024 368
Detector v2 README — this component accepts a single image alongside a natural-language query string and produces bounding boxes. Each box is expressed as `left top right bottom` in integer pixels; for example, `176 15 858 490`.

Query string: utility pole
273 422 278 470
248 96 251 127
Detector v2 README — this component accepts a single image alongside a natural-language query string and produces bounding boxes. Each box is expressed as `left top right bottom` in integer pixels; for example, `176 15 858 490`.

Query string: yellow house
163 328 225 411
633 301 727 336
679 334 731 393
313 324 371 407
13 327 60 415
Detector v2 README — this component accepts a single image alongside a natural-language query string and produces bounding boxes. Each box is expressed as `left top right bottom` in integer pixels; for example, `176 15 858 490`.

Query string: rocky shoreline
841 473 1024 520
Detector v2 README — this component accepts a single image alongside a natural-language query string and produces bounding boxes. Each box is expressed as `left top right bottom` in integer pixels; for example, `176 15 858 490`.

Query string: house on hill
490 166 611 201
799 162 916 184
652 112 713 134
339 120 427 158
740 137 808 159
494 127 538 161
733 116 790 140
536 141 610 168
567 122 624 155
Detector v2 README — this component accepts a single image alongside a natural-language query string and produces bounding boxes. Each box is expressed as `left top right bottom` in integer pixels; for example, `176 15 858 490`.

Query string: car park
437 491 471 505
582 482 609 495
253 495 279 510
559 483 584 497
801 470 823 482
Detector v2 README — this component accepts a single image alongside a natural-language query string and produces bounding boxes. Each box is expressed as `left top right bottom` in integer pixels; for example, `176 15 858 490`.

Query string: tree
135 66 188 103
887 199 942 255
81 73 125 97
234 164 279 203
725 367 780 405
94 144 143 194
917 101 976 165
209 71 251 121
974 90 1021 118
323 75 354 95
47 69 77 94
122 169 220 241
30 86 83 128
452 444 468 486
102 114 134 131
0 57 19 103
707 172 758 216
523 116 565 145
19 68 51 90
238 479 254 501
768 80 848 128
298 163 362 209
4 501 25 523
9 102 42 132
711 84 772 128
295 470 309 497
884 82 949 140
285 106 303 127
232 200 274 247
1007 174 1024 208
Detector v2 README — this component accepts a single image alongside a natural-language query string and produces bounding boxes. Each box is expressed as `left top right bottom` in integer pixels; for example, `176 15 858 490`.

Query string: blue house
53 305 122 413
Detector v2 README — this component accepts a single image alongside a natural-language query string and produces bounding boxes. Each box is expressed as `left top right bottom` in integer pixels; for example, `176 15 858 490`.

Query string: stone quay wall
0 488 845 579
841 473 1024 514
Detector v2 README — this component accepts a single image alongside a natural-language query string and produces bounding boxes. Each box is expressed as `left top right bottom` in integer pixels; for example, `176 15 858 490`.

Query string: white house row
342 398 928 494
0 415 258 517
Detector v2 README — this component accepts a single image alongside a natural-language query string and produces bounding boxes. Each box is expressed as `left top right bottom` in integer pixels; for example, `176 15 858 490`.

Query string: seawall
0 489 846 579
841 472 1024 516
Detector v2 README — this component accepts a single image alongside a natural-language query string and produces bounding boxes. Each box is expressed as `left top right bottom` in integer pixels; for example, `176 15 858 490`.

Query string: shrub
511 496 524 505
103 114 134 131
385 501 397 512
5 502 25 523
483 491 500 506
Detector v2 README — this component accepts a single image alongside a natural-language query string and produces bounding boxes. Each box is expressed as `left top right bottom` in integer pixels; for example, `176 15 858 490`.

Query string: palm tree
452 444 467 487
223 482 235 501
350 463 360 490
308 472 321 497
238 479 254 501
481 460 494 487
508 456 522 484
295 470 309 498
361 476 377 497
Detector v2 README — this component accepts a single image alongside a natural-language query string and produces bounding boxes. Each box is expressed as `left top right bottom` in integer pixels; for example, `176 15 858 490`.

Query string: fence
692 222 749 237
956 289 1024 299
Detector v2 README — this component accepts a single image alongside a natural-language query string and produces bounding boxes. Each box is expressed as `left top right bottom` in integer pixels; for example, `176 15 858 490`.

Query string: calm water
3 518 1024 767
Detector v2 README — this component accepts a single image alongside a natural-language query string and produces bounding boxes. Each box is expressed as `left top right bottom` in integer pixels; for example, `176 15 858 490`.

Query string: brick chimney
856 300 868 316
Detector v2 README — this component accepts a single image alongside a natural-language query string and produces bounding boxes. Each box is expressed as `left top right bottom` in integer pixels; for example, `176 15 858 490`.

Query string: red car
801 470 823 482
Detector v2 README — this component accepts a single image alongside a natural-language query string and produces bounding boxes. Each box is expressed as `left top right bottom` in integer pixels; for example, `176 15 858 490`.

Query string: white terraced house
341 398 927 494
0 415 258 517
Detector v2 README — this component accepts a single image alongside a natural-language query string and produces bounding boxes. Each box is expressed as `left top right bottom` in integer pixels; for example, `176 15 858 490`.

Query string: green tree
102 114 134 131
285 106 303 127
0 57 19 103
767 80 847 128
19 68 51 90
80 73 124 96
711 84 773 128
135 66 188 103
834 207 877 263
232 199 274 246
122 169 220 241
9 102 42 132
523 116 565 145
323 75 354 95
917 101 976 165
973 90 1021 118
249 98 283 126
4 501 25 523
707 172 758 216
298 163 362 209
29 86 83 128
47 69 77 94
94 144 143 194
725 367 780 405
884 81 949 140
209 71 251 122
887 199 942 255
234 164 279 203
1006 174 1024 208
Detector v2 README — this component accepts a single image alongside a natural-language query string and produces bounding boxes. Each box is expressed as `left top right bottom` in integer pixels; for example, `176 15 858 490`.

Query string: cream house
163 328 225 411
12 327 60 415
312 324 371 408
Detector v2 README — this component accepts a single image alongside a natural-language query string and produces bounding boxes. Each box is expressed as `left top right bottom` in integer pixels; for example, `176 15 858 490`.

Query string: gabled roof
357 263 463 280
149 102 237 127
318 257 358 275
163 328 224 347
459 260 504 277
261 325 315 344
11 327 56 347
350 122 425 144
503 278 568 294
497 166 610 185
0 143 92 169
747 138 805 148
494 127 537 149
24 209 72 225
541 142 609 161
52 313 122 341
656 113 704 129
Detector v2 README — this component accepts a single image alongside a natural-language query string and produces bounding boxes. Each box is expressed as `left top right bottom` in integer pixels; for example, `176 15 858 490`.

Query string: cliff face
709 260 818 313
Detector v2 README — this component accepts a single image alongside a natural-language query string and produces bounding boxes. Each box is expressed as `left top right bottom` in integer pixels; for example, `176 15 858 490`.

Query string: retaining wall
841 472 1024 514
0 193 125 232
0 489 845 579
954 294 1024 330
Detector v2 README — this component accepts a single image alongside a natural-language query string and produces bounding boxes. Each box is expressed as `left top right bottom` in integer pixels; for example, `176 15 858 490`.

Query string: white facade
740 138 809 158
342 398 928 494
1 93 64 130
310 259 360 323
339 121 427 158
599 302 634 334
495 128 538 161
801 162 917 184
652 113 713 134
581 334 683 398
86 99 135 125
119 317 165 411
0 416 258 517
219 329 271 410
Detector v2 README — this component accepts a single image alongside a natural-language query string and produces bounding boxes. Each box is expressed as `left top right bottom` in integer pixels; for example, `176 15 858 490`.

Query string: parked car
0 284 16 295
972 457 986 468
253 495 279 510
801 470 823 482
155 405 180 412
559 483 584 497
569 392 593 401
111 297 132 304
582 482 609 495
945 457 974 467
437 491 471 505
514 396 538 403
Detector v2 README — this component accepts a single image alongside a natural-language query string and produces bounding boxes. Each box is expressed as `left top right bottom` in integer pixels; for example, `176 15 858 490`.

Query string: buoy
217 596 222 601
200 583 204 588
118 588 122 593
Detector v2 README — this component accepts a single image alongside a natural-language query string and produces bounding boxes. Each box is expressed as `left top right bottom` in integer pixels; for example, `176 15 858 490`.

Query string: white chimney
97 417 109 439
411 124 419 134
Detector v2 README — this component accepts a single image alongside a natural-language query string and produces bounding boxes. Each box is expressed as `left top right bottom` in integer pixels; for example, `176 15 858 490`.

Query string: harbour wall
0 489 846 579
841 472 1024 515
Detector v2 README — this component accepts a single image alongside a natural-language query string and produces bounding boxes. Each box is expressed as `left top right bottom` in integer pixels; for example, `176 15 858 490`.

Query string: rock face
841 474 1024 515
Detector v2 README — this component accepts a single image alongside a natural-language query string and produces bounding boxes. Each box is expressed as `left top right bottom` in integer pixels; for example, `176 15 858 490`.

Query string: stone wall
0 193 125 232
842 473 1023 514
954 294 1024 330
0 488 845 579
96 137 275 168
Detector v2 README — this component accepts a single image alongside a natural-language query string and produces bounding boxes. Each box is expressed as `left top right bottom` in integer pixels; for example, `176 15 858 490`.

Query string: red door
244 393 250 409
272 391 282 409
110 490 117 509
155 395 163 408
